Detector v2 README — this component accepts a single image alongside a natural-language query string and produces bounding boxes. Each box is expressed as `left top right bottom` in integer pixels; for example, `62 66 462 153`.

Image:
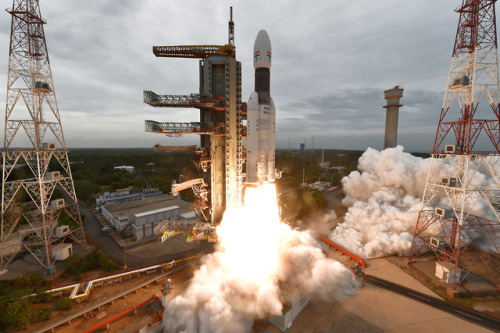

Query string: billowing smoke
328 146 432 258
329 146 499 258
341 146 430 206
163 183 358 333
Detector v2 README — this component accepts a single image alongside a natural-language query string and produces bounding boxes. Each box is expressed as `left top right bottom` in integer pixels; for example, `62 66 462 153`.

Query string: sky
0 0 488 151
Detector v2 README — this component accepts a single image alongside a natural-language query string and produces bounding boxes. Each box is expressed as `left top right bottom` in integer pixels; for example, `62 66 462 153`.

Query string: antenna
228 7 234 46
302 163 306 187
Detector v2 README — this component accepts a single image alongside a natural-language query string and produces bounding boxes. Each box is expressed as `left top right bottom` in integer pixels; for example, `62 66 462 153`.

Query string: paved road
78 202 201 267
364 274 500 332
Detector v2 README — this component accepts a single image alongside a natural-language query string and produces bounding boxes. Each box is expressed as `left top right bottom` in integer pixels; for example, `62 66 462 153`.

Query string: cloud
278 89 442 152
0 1 472 150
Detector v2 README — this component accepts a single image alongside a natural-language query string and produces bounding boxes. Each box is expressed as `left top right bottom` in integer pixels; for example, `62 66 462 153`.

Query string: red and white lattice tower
1 0 86 275
409 0 500 289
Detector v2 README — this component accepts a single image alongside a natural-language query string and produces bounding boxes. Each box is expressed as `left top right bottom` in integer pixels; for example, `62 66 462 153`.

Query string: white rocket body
247 30 275 185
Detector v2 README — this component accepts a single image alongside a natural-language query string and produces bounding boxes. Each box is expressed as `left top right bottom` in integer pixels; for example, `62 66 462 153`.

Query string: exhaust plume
163 183 358 333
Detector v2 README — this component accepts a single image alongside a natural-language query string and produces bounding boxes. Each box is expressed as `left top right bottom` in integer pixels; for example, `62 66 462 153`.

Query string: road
78 202 201 267
364 274 500 332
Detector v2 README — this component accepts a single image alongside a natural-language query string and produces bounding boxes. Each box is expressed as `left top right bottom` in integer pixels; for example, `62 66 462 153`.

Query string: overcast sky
0 1 489 152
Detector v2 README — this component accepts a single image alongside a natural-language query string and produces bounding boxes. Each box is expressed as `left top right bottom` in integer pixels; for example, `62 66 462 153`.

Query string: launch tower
144 8 243 224
1 0 87 274
409 0 500 290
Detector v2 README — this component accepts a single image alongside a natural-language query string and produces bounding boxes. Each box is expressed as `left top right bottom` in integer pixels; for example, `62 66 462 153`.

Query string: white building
101 194 196 240
53 243 73 261
96 188 162 208
307 180 331 191
96 190 141 207
114 165 135 173
132 206 180 240
330 166 347 173
319 161 331 171
435 261 462 284
269 286 310 332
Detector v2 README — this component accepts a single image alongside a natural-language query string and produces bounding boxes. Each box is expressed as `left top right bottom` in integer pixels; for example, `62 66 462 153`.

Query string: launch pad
144 8 243 228
144 8 278 244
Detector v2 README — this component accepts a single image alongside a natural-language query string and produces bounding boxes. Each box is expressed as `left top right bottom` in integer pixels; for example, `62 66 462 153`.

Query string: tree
2 297 32 328
74 179 99 201
14 272 47 292
312 190 328 209
63 254 83 280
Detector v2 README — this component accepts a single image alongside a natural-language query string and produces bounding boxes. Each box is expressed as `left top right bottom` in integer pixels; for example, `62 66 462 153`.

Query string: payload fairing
247 30 276 185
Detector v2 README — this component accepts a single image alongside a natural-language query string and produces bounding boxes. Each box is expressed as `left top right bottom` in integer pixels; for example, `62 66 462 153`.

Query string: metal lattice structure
144 7 243 224
409 0 500 289
145 120 224 136
143 91 224 109
1 0 86 275
153 45 235 59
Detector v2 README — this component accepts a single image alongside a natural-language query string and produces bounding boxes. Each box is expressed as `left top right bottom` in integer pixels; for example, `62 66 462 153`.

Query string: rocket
246 30 276 185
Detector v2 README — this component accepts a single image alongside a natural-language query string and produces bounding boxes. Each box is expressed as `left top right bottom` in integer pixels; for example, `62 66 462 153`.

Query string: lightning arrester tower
1 0 86 275
409 0 500 290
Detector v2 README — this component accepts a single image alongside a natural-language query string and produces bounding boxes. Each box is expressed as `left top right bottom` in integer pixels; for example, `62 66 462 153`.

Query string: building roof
102 194 194 218
134 205 179 218
180 211 196 219
436 261 458 271
53 243 72 250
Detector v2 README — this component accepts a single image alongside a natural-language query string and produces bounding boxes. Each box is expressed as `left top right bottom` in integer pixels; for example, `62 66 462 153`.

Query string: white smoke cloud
333 191 422 258
163 184 358 333
329 146 433 258
341 146 430 206
329 146 500 258
296 209 339 237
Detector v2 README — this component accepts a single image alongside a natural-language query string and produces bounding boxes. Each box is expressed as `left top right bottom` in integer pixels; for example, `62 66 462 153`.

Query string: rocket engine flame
163 183 359 333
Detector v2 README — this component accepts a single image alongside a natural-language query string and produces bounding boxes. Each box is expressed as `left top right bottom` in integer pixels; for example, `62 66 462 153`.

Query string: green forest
7 147 367 219
65 148 364 219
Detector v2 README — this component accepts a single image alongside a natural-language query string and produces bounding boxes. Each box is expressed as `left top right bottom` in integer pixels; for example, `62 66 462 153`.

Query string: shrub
97 253 120 272
33 290 52 304
57 298 73 311
34 306 52 322
63 254 84 280
84 252 120 272
65 251 120 280
312 190 328 209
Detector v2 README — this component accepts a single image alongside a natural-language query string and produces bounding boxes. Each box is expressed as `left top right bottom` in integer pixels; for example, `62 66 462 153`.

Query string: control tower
144 8 243 224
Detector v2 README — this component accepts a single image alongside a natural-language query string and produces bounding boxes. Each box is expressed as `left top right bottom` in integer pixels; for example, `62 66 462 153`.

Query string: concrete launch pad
252 257 494 333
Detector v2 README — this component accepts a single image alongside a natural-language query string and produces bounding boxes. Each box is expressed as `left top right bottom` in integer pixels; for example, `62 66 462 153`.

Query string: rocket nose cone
254 30 271 69
254 30 271 52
